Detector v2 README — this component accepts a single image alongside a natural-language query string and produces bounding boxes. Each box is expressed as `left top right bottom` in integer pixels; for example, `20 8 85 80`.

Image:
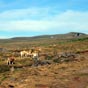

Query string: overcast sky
0 0 88 38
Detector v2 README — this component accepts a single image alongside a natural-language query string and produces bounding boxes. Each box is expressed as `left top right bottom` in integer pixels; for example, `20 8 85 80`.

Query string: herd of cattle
0 47 86 66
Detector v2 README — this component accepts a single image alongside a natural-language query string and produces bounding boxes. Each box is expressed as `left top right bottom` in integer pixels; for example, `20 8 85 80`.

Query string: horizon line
0 32 87 39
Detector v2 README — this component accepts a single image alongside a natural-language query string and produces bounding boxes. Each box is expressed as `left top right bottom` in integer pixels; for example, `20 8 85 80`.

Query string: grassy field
0 33 88 88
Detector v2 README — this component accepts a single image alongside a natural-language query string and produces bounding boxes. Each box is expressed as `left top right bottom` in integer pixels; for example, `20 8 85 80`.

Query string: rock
8 84 14 88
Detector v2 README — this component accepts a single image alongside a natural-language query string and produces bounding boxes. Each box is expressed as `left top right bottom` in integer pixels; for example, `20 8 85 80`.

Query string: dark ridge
0 32 87 43
10 32 87 40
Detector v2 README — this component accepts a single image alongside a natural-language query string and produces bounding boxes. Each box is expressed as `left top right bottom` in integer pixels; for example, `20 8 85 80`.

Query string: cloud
0 8 88 35
0 8 51 20
0 20 52 31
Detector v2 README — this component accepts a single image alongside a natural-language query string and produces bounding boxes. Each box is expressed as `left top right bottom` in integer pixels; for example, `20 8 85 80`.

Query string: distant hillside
0 32 87 50
0 32 87 43
10 32 87 40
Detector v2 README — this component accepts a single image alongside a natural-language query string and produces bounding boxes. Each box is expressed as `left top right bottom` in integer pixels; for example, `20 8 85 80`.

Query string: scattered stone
8 84 14 88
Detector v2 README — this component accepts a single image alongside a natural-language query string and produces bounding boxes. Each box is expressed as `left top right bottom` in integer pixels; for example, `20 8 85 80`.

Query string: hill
0 32 87 50
0 32 87 42
10 32 87 41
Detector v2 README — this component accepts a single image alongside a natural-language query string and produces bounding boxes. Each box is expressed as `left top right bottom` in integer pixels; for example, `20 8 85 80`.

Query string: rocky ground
0 52 88 88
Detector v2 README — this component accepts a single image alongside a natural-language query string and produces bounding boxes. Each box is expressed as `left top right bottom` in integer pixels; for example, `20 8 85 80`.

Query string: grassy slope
0 33 88 88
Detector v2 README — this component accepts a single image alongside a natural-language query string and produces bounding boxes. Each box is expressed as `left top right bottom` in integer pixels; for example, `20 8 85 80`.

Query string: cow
32 51 40 66
7 56 15 65
20 49 34 58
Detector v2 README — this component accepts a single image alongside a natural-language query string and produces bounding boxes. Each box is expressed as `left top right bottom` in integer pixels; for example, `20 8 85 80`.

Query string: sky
0 0 88 38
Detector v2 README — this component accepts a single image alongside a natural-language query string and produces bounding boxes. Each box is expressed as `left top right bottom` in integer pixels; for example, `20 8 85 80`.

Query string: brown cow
7 56 15 65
